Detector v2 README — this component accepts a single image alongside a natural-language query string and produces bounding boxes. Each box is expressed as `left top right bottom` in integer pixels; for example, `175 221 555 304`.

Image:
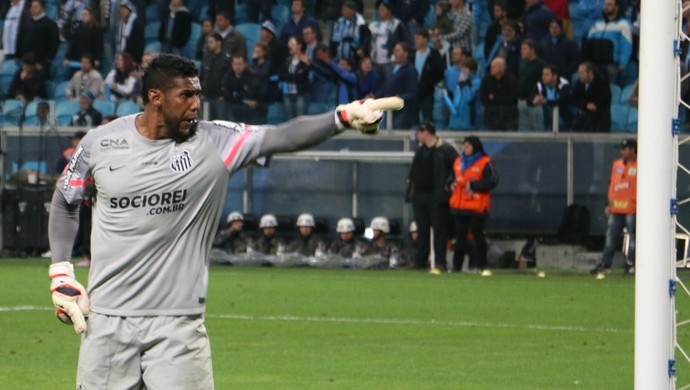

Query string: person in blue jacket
376 41 419 129
442 57 481 130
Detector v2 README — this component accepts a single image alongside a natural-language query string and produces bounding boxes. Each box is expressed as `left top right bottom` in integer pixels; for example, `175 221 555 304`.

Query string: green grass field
3 258 690 389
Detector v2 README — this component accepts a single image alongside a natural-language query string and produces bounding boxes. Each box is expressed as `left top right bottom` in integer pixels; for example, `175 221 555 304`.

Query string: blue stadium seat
24 100 43 121
145 41 161 54
266 103 288 124
145 22 161 44
182 23 201 58
236 23 261 46
620 83 636 104
53 80 71 102
12 160 47 174
610 104 629 132
55 100 81 126
0 60 18 97
235 4 249 25
626 107 638 132
271 5 290 31
116 101 142 116
94 100 116 117
145 4 160 22
1 99 25 125
609 84 621 105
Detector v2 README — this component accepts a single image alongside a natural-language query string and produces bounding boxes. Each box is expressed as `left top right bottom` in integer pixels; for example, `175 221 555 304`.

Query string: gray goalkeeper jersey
50 113 338 316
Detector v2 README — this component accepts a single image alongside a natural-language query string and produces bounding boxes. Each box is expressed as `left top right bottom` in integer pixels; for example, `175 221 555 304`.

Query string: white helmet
336 218 355 233
370 216 390 234
408 220 417 233
259 214 278 228
226 211 244 224
296 213 315 227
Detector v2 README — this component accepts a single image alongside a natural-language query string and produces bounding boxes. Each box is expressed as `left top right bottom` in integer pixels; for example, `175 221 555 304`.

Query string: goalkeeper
48 53 402 389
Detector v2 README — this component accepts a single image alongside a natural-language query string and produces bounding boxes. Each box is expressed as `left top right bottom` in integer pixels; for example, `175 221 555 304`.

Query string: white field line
0 306 631 334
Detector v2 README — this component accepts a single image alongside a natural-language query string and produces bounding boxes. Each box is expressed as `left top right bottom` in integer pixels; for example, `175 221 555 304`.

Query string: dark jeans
418 93 434 123
602 213 636 267
452 213 488 271
412 192 451 270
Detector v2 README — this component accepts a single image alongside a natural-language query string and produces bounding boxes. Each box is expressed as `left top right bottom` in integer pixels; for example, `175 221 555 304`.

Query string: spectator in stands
432 1 455 36
213 211 251 255
60 0 91 42
523 0 555 42
317 0 364 23
131 52 157 106
357 56 380 99
572 61 611 131
442 0 473 54
484 1 508 60
261 21 289 75
384 0 430 33
2 0 30 61
17 0 59 75
221 54 266 123
307 48 356 105
287 213 327 256
215 8 247 59
195 19 215 60
543 0 572 37
249 41 276 104
248 0 272 23
366 216 401 268
302 27 335 103
540 19 580 80
328 217 368 259
200 32 230 120
280 0 323 44
329 1 370 65
376 41 418 129
158 0 192 56
574 0 605 39
414 29 444 122
115 0 144 63
8 52 47 104
407 121 458 270
430 26 452 70
449 136 499 276
486 19 521 77
480 57 519 131
518 39 546 131
583 0 632 84
65 54 105 101
251 214 286 255
442 57 481 130
104 52 138 102
34 100 51 128
369 1 408 74
529 64 573 131
64 6 104 69
71 91 103 127
590 139 637 277
280 35 311 118
444 46 470 91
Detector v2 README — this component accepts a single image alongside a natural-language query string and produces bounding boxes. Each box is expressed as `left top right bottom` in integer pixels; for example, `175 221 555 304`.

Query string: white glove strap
49 261 75 279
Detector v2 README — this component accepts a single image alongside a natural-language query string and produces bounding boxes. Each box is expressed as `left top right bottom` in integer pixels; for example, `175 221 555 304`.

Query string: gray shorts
77 312 214 389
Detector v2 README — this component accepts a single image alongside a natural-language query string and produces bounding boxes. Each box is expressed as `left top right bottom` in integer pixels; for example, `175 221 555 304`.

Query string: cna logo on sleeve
170 150 193 172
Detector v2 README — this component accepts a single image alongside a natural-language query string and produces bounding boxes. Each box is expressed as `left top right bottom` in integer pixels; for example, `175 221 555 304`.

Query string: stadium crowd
0 0 648 132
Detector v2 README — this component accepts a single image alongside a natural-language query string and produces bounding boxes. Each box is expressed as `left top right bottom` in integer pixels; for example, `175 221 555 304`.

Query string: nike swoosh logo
109 166 124 172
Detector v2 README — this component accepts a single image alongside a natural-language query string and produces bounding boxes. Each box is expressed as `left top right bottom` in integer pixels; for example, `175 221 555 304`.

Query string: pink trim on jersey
224 129 252 167
68 179 86 187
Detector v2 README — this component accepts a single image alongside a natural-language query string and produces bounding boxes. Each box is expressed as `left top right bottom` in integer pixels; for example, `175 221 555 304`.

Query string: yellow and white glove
49 261 90 334
336 97 404 134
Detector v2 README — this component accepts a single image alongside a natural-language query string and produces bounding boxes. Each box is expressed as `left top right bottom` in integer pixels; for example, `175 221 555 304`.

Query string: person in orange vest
591 138 637 277
449 136 499 276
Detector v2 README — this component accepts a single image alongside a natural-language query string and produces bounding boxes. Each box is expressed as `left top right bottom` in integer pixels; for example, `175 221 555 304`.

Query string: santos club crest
170 150 193 172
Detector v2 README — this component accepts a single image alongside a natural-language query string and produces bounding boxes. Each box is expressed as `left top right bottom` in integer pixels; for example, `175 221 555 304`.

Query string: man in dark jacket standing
17 0 58 75
407 121 458 271
572 61 611 132
200 32 230 120
116 0 145 63
480 57 519 130
159 0 192 55
376 41 418 129
413 29 444 123
221 54 266 123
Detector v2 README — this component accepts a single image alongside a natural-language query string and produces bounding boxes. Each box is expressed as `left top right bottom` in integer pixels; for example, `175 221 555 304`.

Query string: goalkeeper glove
335 99 384 135
49 261 90 334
